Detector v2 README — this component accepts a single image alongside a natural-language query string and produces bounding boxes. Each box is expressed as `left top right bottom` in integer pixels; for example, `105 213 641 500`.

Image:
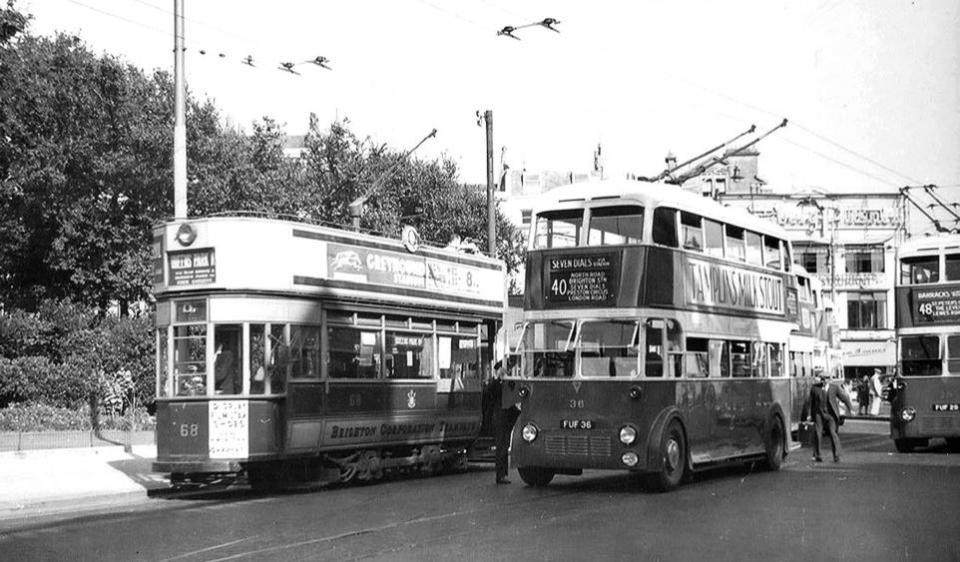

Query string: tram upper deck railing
151 214 506 316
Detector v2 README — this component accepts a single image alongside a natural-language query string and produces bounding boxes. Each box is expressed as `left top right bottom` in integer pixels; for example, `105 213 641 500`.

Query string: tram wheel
763 416 785 471
517 466 555 487
646 419 686 493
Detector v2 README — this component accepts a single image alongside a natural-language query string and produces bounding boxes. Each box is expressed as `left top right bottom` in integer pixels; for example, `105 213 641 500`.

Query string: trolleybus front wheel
764 416 785 471
646 419 686 493
518 466 555 487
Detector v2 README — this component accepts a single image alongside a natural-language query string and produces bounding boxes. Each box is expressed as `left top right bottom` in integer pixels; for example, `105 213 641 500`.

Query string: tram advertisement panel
327 243 484 295
896 283 960 328
543 251 620 308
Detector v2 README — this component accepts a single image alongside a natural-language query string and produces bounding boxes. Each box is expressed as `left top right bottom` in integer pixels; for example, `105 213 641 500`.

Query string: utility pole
480 110 496 258
173 0 187 218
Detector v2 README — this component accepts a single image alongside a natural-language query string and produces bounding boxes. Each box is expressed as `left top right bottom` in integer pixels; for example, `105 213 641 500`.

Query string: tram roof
530 179 791 240
898 233 960 257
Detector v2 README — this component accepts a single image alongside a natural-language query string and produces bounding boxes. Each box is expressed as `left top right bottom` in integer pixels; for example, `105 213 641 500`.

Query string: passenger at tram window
764 236 783 270
725 225 746 262
768 343 784 377
214 325 242 394
652 207 678 248
680 212 703 252
703 219 724 258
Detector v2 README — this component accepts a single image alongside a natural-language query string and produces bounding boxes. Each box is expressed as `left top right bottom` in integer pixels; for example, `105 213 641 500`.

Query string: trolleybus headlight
619 425 638 445
621 451 639 467
901 407 916 422
629 386 642 400
519 386 530 399
521 423 539 442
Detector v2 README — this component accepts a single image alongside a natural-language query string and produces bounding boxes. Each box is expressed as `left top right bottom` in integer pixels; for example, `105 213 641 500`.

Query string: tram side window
270 324 286 393
249 324 266 394
947 336 960 374
730 341 753 377
680 212 703 252
725 225 746 262
534 209 583 249
652 208 678 248
947 254 960 281
788 351 798 377
703 219 724 258
578 320 639 378
901 336 942 377
685 338 709 378
328 328 381 378
644 320 664 377
174 324 206 396
157 329 169 397
439 336 479 390
901 256 939 284
290 326 320 379
764 236 783 270
385 331 433 379
588 205 644 246
214 324 243 394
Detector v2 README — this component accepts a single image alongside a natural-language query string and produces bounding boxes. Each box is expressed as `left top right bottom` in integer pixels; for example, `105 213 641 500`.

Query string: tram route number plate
561 419 594 430
932 403 960 412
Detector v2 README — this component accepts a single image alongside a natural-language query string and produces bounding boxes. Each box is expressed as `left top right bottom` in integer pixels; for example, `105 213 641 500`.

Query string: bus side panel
891 378 960 439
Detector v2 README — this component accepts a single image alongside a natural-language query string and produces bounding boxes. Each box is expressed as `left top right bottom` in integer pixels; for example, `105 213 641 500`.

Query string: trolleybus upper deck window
587 205 643 246
764 236 783 270
901 335 941 377
725 225 746 262
704 219 724 258
680 212 703 252
534 210 583 249
577 320 639 377
745 231 763 266
901 256 939 284
947 253 960 281
652 208 678 248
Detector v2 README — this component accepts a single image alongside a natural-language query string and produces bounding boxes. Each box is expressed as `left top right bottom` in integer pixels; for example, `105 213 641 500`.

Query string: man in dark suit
803 375 854 462
491 358 521 484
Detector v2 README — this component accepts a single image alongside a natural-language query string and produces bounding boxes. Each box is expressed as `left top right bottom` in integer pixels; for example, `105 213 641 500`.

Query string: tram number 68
179 423 199 437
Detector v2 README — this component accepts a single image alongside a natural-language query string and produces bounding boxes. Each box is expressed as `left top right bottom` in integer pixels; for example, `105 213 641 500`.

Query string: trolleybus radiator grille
544 434 612 457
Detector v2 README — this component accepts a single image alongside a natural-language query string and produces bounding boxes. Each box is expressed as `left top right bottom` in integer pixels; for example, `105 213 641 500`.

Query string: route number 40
551 278 568 296
179 423 199 437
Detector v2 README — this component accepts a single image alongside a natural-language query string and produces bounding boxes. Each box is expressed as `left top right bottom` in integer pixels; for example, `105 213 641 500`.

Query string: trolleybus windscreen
521 320 576 378
578 320 638 378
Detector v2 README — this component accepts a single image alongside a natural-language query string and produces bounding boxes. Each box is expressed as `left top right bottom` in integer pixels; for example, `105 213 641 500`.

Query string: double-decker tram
151 215 505 487
891 234 960 452
505 180 801 491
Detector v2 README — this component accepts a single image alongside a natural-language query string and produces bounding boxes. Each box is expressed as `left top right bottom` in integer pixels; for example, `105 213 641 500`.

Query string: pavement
0 444 168 522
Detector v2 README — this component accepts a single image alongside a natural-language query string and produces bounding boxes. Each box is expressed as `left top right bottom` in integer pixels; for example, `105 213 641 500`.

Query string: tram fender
644 407 687 472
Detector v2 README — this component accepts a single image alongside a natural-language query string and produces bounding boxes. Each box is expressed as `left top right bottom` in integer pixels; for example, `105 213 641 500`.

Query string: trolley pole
173 0 187 219
483 110 496 258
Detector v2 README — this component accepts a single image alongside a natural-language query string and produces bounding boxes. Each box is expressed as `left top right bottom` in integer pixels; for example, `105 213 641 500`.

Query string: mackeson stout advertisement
684 257 785 315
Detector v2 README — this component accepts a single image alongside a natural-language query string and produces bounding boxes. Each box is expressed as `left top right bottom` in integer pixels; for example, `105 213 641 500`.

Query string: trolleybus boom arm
900 186 951 233
669 119 788 185
649 124 757 182
921 184 960 222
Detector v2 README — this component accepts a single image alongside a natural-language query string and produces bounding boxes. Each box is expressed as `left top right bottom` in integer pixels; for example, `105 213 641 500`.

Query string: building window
844 245 884 274
795 244 828 275
846 291 887 330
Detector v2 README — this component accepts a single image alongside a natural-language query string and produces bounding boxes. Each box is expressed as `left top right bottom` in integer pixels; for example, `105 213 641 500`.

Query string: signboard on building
841 340 895 367
168 248 216 286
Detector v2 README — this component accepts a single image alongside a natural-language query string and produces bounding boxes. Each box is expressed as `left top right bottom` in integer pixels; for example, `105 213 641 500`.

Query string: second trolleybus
504 179 807 491
890 233 960 452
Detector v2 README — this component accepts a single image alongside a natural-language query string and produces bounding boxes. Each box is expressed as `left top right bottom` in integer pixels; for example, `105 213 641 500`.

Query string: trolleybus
503 179 806 491
152 215 506 486
891 234 960 452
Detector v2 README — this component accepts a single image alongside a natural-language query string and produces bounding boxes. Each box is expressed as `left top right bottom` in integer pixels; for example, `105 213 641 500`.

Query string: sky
19 0 960 218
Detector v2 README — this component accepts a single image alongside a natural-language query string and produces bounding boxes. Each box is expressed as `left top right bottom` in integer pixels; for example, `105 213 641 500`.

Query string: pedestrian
869 368 883 416
857 375 870 415
802 375 854 462
492 357 521 484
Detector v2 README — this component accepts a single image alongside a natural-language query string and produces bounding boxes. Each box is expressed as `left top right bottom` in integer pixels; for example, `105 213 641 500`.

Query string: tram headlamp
900 407 916 422
175 223 196 247
521 423 539 443
621 451 639 467
619 425 638 445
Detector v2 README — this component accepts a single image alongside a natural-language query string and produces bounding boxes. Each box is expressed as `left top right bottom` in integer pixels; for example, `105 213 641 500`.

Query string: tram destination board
545 251 619 307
